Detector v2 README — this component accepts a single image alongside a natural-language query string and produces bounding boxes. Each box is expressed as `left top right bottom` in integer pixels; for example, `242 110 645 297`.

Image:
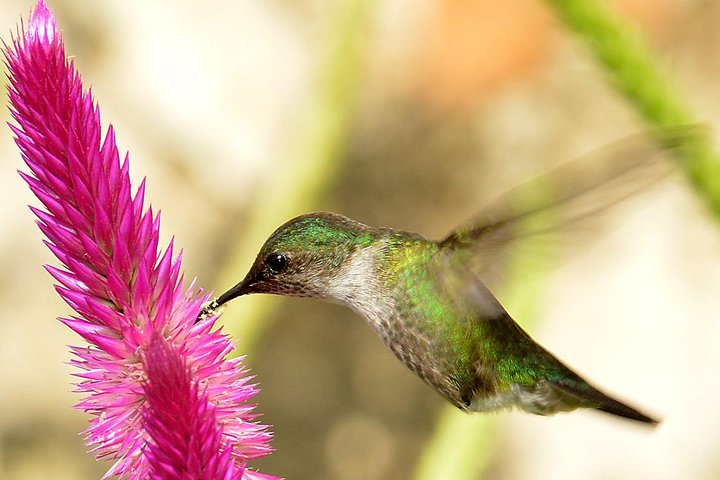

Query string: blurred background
1 0 720 479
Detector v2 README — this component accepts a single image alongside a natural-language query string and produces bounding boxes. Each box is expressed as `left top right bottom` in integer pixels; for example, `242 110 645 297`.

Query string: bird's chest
333 243 488 407
356 284 484 409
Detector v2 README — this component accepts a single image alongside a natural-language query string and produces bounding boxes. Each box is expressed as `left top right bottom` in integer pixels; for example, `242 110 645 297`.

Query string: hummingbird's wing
439 126 705 285
432 251 659 424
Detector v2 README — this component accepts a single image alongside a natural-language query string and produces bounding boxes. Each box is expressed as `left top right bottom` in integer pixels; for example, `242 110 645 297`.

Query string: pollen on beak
195 278 256 323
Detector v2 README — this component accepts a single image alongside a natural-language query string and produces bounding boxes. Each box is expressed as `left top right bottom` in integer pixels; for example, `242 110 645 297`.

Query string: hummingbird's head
214 212 376 306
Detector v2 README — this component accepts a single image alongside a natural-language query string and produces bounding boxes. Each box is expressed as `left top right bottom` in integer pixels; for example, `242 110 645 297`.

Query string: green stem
413 411 500 480
545 0 720 215
219 0 374 353
415 1 720 478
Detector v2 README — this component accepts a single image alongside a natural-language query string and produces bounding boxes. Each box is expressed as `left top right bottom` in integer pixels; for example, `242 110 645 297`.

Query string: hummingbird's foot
195 298 224 323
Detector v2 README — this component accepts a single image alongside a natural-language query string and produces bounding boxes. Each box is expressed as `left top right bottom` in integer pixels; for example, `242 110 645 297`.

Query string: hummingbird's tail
548 378 659 425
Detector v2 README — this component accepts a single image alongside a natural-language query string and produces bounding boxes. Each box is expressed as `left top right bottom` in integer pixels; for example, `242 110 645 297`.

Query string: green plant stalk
545 0 720 215
415 1 720 478
413 410 500 479
219 0 374 353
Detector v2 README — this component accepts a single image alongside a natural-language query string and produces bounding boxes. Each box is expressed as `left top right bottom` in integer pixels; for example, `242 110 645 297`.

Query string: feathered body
208 213 656 424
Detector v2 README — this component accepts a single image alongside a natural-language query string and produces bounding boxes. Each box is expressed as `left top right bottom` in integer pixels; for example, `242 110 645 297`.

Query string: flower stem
216 0 375 353
413 411 500 480
545 0 720 216
415 1 720 478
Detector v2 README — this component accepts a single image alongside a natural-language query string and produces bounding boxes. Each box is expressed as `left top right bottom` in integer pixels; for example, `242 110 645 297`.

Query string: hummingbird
198 133 685 425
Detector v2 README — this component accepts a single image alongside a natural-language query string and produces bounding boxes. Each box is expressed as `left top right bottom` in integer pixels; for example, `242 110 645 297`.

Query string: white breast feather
326 243 394 330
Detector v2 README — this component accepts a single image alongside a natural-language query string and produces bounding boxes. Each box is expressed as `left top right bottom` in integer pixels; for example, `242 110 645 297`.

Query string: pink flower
4 2 276 478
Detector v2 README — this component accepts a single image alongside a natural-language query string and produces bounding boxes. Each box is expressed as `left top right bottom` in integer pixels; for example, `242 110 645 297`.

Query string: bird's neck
325 241 397 329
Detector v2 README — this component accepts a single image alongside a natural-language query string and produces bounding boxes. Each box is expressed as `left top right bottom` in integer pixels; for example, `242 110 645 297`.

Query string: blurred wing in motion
439 126 704 283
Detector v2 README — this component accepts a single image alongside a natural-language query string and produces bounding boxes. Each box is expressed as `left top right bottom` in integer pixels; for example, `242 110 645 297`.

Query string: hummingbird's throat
325 242 395 329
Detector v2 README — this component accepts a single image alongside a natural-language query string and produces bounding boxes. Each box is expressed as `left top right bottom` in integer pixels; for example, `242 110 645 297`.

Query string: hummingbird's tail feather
549 379 659 425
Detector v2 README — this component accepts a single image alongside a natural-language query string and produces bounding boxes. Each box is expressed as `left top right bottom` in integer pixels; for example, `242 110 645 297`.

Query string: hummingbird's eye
264 253 288 274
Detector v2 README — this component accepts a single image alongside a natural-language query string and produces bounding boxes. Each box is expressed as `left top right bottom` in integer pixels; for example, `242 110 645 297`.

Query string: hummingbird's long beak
215 279 251 307
195 277 254 323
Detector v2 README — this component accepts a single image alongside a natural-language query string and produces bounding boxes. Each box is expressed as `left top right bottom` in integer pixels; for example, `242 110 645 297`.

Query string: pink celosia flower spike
4 2 277 478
